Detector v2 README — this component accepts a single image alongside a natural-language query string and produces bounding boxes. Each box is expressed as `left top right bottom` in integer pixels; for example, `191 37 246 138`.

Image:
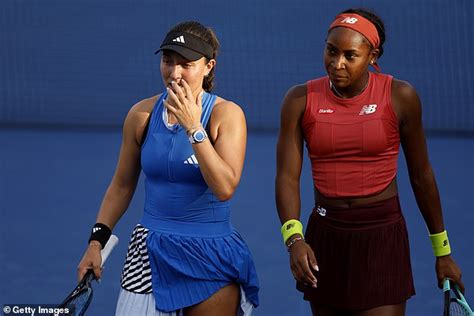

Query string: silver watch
189 128 208 144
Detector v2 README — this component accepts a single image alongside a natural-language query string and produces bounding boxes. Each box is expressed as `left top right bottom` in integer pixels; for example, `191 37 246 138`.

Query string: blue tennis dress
117 92 260 314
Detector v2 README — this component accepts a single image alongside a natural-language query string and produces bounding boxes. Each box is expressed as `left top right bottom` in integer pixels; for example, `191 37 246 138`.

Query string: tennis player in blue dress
77 21 259 316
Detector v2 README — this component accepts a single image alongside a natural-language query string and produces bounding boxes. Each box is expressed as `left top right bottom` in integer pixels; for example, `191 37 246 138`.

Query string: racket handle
100 235 119 267
443 278 451 292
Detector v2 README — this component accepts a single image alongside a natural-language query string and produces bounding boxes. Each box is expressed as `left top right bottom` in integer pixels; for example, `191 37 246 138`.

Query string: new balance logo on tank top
302 72 400 197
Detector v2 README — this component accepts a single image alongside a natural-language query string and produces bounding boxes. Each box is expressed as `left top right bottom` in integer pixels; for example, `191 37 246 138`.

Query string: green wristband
281 219 303 244
429 230 451 257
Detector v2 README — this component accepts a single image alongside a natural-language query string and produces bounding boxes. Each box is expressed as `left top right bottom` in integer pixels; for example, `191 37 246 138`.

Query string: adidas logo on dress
184 154 199 168
172 36 185 43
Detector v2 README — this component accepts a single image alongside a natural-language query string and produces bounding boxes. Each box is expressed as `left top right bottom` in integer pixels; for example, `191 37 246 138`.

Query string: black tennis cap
155 31 213 61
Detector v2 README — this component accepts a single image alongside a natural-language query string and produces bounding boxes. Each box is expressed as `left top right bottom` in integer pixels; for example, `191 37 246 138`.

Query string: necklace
329 76 369 98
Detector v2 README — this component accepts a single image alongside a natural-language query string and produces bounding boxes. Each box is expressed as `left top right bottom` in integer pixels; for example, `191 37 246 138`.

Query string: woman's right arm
77 97 155 280
275 84 318 288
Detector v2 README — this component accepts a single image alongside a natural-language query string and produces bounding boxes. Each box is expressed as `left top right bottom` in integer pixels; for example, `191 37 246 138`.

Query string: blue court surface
0 127 473 315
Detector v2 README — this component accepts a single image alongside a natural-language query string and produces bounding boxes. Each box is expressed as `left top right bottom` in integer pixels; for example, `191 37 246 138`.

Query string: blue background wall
1 1 473 315
1 130 473 315
1 0 473 132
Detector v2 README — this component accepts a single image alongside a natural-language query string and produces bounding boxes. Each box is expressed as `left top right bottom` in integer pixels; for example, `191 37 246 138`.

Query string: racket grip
443 278 451 292
100 235 119 267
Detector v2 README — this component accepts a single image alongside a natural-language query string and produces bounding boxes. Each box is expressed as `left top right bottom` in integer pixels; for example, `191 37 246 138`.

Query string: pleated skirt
116 290 179 316
297 195 415 310
117 222 259 314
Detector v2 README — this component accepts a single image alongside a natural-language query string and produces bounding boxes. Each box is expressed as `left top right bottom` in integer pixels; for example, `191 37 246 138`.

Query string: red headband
329 13 381 72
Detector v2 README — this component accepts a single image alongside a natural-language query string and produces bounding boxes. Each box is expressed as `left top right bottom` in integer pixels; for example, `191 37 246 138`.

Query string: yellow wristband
281 219 303 244
429 230 451 257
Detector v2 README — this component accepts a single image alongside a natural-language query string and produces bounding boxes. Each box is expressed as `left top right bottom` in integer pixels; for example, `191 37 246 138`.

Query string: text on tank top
302 72 400 197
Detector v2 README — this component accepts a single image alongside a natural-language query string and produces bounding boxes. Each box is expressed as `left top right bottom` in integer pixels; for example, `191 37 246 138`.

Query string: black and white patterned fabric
120 224 153 293
118 224 255 315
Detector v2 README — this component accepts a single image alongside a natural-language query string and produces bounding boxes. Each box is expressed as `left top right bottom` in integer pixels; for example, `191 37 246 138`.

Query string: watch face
193 130 206 142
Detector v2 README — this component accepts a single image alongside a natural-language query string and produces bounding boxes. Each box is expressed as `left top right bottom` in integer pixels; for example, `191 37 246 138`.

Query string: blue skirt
120 215 259 313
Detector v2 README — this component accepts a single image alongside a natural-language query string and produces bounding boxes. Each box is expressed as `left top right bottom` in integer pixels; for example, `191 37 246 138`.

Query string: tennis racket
444 278 474 316
54 235 119 316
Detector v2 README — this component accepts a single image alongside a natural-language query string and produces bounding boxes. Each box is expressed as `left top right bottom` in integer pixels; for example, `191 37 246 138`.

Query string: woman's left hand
164 79 203 132
435 255 464 293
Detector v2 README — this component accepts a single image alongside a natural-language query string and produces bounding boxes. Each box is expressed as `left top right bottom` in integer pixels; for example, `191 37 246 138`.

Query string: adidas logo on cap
172 35 185 43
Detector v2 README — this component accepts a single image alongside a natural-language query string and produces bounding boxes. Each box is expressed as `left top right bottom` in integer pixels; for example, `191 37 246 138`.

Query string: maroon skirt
297 195 415 310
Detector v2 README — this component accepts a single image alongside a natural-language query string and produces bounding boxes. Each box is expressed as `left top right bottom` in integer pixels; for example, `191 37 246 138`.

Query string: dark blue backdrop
1 0 473 132
1 1 474 316
1 129 473 315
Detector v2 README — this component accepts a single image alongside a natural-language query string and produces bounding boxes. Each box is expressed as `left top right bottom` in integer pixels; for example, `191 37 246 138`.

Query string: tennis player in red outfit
276 8 464 316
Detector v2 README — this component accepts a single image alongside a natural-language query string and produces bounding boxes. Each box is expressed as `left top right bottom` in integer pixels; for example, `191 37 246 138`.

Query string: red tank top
302 72 399 198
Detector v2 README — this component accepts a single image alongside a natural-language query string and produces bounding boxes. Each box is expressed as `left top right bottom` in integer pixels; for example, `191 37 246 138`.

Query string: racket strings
68 289 93 315
58 273 95 316
449 298 471 316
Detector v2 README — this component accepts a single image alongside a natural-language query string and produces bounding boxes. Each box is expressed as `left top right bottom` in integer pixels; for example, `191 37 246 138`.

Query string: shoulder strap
140 93 167 147
200 92 217 128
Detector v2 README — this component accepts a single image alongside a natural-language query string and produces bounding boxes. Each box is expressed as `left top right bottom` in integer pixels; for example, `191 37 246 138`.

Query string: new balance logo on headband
184 154 199 167
341 17 358 24
172 35 185 43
